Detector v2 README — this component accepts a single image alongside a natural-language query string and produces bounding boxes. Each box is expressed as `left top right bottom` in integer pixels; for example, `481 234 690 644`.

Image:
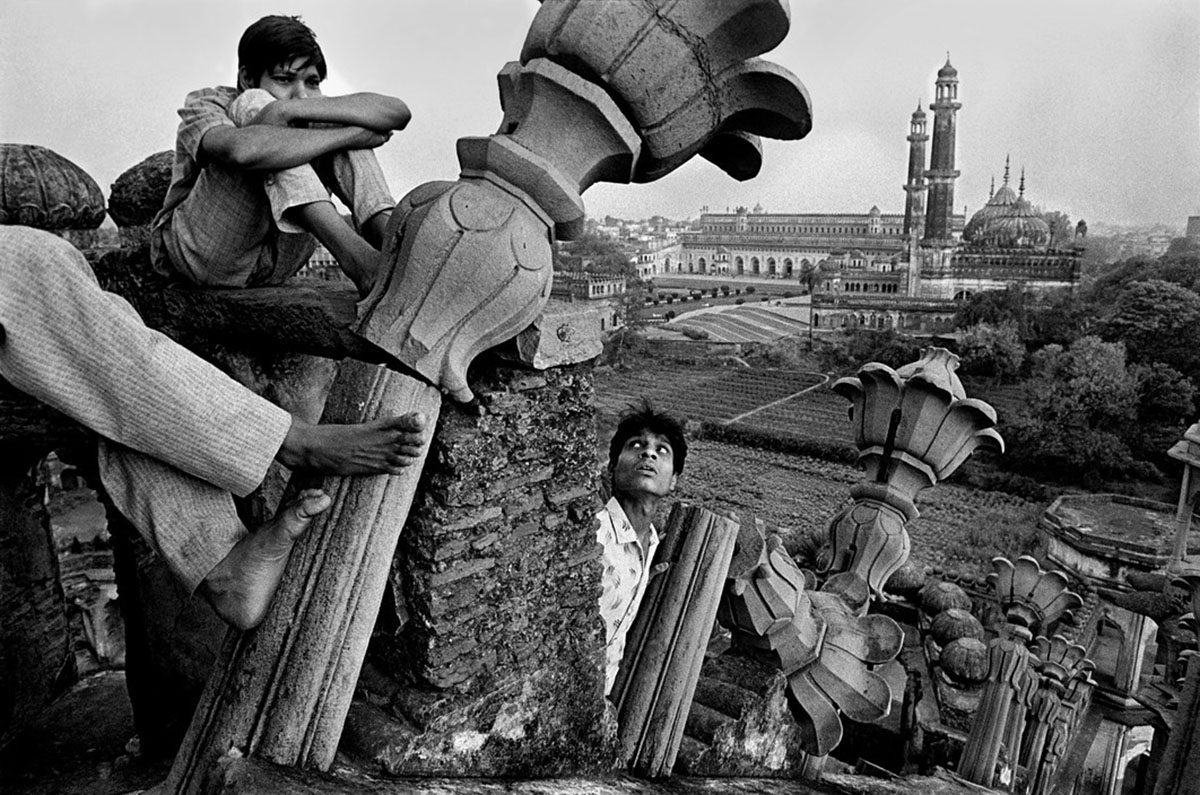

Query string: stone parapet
345 361 614 776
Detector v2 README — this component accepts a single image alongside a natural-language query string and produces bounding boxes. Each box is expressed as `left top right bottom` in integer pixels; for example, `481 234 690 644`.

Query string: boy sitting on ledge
151 14 409 297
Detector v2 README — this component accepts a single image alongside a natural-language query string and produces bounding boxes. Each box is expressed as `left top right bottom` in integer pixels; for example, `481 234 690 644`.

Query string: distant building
677 57 1081 334
550 271 627 331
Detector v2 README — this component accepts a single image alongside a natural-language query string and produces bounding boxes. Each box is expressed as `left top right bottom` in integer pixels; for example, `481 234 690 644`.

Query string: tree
1006 336 1141 486
1099 279 1200 383
957 322 1024 381
1040 210 1074 249
1129 361 1196 465
954 287 1026 331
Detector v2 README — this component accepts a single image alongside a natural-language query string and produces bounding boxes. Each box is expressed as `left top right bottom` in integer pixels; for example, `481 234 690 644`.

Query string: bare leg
288 200 380 296
277 411 427 476
362 208 392 250
199 489 331 630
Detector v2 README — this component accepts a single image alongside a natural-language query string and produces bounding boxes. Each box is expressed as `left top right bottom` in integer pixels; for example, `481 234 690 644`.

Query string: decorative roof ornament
357 0 812 402
989 556 1082 635
0 143 106 231
827 348 1004 597
521 0 812 182
717 521 904 757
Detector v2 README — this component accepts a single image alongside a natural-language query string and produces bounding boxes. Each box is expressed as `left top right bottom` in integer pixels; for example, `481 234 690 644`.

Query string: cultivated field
594 360 1045 576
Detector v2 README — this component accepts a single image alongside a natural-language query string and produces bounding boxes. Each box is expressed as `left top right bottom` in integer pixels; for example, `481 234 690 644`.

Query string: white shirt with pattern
597 496 661 696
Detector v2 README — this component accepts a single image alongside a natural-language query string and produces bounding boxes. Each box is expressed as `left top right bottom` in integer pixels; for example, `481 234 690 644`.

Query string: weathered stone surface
509 298 603 369
164 363 441 793
202 753 986 795
0 143 106 230
677 651 817 778
520 0 811 182
348 362 612 776
108 150 173 228
0 451 73 747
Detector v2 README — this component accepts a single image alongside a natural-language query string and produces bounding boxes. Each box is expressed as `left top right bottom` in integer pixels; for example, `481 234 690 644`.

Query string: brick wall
347 359 617 775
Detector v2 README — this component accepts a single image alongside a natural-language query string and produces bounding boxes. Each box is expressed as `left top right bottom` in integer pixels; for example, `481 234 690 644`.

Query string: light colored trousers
0 226 291 590
162 88 396 288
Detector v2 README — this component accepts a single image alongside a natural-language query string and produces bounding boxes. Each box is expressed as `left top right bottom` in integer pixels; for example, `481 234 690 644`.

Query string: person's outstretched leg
0 226 431 627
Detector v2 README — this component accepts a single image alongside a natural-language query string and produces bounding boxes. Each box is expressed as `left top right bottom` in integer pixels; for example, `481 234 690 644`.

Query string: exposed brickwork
351 359 615 775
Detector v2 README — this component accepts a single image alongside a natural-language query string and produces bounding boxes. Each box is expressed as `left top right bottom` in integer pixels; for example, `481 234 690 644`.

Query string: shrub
783 291 795 298
680 326 709 340
664 310 676 320
746 286 757 294
735 298 745 305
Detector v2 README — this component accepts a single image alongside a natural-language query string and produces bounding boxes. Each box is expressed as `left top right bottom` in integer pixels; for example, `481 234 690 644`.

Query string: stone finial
989 555 1081 635
0 143 106 230
108 151 173 228
357 1 811 402
1031 634 1092 686
827 348 1004 596
717 524 904 757
521 0 812 182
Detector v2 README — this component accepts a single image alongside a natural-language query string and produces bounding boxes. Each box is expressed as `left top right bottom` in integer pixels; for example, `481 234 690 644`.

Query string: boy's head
236 15 327 92
607 401 687 500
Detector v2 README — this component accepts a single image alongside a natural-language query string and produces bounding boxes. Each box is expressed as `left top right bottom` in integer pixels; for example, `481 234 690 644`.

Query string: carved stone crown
521 0 812 182
989 556 1082 635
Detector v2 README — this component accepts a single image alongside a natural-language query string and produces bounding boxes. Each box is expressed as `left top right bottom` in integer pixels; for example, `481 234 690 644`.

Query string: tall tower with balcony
903 102 928 239
922 57 961 244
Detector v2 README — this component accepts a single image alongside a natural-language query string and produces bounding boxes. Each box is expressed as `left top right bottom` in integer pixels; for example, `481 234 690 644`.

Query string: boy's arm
199 124 390 172
248 93 411 133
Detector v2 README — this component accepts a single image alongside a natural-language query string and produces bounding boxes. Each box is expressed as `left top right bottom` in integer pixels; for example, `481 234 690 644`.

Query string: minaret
923 56 961 244
903 100 928 238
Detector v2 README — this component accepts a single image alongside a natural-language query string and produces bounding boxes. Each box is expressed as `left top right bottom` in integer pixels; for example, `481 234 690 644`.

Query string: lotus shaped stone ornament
521 0 812 182
990 556 1082 634
719 527 903 756
832 347 1005 488
827 348 1004 596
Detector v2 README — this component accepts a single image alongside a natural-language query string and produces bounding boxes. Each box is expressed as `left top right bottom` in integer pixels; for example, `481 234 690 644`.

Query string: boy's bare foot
200 489 331 630
277 412 428 475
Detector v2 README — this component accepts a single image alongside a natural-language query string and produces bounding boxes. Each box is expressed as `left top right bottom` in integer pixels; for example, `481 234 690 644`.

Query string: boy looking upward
152 15 408 296
598 403 688 695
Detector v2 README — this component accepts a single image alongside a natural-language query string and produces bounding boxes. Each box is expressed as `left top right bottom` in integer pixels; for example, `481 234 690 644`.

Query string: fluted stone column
164 362 440 793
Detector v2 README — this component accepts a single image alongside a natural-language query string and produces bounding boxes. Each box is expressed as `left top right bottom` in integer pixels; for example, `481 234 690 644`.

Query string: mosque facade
677 58 1082 333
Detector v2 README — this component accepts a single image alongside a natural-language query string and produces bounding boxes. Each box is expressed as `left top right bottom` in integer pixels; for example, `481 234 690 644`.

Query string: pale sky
3 0 1198 228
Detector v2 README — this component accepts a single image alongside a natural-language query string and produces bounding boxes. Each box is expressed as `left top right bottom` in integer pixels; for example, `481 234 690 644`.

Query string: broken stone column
612 504 740 778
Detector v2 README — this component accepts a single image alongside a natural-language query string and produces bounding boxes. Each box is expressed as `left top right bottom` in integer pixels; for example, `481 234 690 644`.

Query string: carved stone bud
941 637 989 685
0 143 106 230
930 607 985 647
919 580 973 616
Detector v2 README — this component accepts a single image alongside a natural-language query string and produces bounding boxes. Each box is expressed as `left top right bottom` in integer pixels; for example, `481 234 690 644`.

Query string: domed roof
966 164 1051 249
938 58 957 79
963 161 1017 242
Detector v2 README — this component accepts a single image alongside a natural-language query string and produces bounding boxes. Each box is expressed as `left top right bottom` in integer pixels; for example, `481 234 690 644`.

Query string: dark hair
238 15 327 85
608 400 688 475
